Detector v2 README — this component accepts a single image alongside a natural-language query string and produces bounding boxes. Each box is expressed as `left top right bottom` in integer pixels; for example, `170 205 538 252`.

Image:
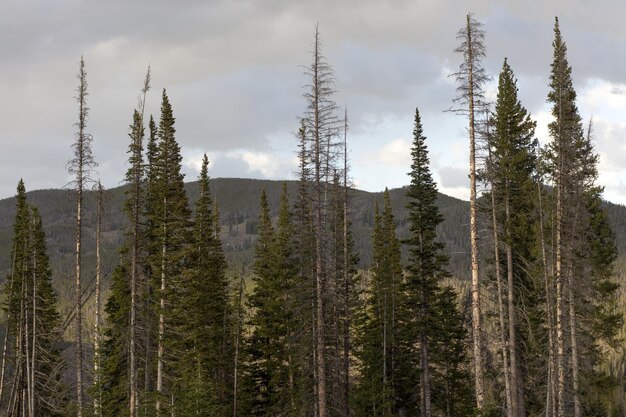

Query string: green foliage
401 109 474 416
354 190 406 416
0 182 67 415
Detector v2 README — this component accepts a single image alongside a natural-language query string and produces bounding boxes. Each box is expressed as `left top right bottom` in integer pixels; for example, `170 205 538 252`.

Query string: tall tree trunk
488 159 513 417
567 266 581 417
313 29 328 417
233 272 245 417
420 333 431 417
465 15 485 409
555 165 565 417
131 67 150 417
504 190 521 417
72 57 92 417
567 208 582 417
75 180 83 417
342 108 350 417
537 178 556 417
130 139 140 417
156 198 167 417
94 183 103 417
30 223 37 417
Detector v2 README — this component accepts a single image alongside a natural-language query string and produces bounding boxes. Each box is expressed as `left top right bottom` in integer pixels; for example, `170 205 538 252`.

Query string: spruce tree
177 154 231 415
151 89 192 415
0 182 66 416
242 189 274 414
402 109 473 417
545 18 586 417
29 206 66 416
100 109 145 417
354 190 404 417
491 58 540 416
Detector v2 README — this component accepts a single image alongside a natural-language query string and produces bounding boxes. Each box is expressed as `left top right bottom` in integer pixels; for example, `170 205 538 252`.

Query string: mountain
1 177 625 305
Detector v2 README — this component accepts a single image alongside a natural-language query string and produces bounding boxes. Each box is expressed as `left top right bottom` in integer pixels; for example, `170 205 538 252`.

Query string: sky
2 0 626 203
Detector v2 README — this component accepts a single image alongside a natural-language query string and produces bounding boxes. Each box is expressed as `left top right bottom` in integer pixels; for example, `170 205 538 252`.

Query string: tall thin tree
452 15 489 409
67 56 96 417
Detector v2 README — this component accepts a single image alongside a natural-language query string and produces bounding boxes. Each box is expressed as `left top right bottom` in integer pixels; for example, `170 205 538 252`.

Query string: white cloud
362 138 411 167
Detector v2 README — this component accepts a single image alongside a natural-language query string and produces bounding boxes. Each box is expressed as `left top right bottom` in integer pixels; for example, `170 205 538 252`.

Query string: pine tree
0 180 29 411
141 113 159 410
151 89 192 415
354 190 404 417
546 18 585 417
544 19 622 417
291 121 317 416
491 58 539 416
100 109 145 417
29 206 66 416
0 183 66 416
177 154 231 415
243 189 277 415
403 109 473 417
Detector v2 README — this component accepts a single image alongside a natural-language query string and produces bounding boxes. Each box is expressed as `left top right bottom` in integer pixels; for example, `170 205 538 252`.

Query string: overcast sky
2 0 626 203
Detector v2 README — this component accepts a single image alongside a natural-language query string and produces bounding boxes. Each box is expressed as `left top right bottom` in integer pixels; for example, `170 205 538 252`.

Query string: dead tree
451 13 489 410
67 56 96 417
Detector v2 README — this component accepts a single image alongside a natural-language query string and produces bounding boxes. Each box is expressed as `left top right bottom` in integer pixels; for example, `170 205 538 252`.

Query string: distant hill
1 177 626 306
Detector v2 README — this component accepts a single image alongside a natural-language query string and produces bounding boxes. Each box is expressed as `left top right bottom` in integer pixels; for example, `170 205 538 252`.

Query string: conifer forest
2 11 626 417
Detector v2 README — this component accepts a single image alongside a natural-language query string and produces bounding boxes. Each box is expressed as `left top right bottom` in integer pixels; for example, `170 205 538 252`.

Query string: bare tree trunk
24 266 32 417
537 169 556 417
312 28 328 417
537 178 556 417
71 57 93 417
567 208 582 417
488 156 513 417
342 108 350 417
504 190 522 417
465 15 485 409
156 205 167 417
131 67 150 417
233 273 245 417
420 333 431 417
130 144 140 417
30 223 37 417
567 267 581 417
555 169 565 417
93 183 103 417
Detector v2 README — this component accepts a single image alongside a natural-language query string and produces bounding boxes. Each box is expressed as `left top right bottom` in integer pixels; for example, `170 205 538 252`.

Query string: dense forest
1 14 625 417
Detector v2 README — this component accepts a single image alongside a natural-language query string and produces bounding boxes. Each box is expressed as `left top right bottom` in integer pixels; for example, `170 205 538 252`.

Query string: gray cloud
2 0 626 201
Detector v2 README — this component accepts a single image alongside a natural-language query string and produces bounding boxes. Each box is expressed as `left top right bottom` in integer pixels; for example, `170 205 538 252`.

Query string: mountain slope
1 177 625 304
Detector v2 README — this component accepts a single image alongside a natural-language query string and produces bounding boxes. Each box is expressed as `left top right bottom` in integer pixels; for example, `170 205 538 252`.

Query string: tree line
0 14 622 417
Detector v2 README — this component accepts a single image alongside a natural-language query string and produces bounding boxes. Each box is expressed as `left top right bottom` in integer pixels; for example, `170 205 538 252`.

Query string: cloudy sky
2 0 626 203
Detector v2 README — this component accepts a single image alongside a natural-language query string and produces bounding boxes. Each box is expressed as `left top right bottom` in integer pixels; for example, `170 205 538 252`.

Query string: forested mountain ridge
1 177 625 298
0 178 470 291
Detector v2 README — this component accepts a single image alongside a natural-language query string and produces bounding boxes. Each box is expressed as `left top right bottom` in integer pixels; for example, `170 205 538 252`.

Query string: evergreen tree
100 109 145 417
151 89 192 415
177 154 231 415
491 58 541 416
0 182 67 416
402 109 473 417
354 190 404 417
29 206 66 416
544 19 622 417
242 189 275 415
